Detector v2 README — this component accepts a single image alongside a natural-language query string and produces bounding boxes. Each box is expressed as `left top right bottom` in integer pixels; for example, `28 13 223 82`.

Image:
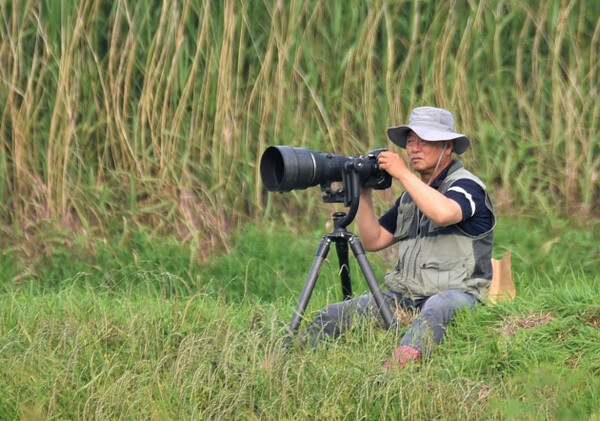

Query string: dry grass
500 311 556 337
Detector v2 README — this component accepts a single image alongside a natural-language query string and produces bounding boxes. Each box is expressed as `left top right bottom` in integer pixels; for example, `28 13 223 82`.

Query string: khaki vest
383 162 495 301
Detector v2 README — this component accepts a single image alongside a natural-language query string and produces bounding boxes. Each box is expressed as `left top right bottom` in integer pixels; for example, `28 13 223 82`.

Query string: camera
260 146 392 192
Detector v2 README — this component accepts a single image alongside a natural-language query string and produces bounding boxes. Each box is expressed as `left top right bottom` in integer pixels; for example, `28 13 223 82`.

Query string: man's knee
420 290 477 321
314 301 346 325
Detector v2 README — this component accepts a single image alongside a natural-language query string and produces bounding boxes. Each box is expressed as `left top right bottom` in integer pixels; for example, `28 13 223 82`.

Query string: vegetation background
1 0 599 419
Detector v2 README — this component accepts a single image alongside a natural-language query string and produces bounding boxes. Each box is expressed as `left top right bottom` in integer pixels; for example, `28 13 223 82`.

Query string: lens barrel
260 146 349 192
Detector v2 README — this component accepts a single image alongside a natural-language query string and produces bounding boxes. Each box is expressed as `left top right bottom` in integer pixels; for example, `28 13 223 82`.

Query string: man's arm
377 151 463 226
355 188 395 251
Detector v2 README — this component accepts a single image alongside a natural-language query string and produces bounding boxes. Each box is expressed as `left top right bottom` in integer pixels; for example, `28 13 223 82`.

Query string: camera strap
428 141 448 186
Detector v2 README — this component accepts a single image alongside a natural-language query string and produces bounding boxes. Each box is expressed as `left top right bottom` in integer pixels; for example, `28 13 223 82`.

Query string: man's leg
302 290 411 345
399 289 478 357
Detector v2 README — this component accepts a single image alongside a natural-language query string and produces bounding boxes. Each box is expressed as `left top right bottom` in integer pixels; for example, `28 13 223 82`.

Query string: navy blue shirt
379 162 493 237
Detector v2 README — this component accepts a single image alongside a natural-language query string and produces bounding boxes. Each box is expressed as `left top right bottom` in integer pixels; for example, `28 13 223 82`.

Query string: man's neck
420 159 452 184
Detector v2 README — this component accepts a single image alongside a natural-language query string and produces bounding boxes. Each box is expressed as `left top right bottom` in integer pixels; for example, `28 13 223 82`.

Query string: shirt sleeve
445 180 481 220
445 179 494 236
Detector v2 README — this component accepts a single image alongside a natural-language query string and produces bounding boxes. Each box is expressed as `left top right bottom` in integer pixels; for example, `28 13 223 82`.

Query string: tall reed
1 0 599 254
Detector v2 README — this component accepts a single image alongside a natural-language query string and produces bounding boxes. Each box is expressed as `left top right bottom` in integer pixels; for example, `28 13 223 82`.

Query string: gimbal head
319 161 363 229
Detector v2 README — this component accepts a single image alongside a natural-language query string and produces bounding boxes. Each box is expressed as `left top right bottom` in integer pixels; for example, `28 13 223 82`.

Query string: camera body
260 146 392 192
354 148 392 190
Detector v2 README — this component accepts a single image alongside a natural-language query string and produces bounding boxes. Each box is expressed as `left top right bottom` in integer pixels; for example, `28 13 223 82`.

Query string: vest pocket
419 258 470 292
420 264 446 288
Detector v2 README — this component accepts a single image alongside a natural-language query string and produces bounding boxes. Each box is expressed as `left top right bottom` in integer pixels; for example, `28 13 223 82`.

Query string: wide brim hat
387 106 470 154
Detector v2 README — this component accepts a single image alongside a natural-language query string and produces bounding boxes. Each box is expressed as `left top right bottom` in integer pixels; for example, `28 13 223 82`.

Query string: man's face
405 132 450 173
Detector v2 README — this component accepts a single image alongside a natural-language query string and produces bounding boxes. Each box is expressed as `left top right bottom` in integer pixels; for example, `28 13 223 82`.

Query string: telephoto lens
260 145 392 192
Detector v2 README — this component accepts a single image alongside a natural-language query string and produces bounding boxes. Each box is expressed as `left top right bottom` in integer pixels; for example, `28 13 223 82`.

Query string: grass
1 216 600 419
2 1 600 417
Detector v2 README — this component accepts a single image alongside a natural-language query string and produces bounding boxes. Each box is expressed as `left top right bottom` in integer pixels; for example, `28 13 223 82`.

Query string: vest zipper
407 210 424 280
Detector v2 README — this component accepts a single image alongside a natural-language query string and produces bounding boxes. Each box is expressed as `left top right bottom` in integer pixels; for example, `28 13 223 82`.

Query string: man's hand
377 151 410 180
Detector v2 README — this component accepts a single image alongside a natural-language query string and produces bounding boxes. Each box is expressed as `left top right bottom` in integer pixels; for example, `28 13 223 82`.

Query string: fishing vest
383 161 496 301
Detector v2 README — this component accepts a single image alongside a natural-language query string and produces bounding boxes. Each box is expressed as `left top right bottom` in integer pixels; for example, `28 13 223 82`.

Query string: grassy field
1 216 600 419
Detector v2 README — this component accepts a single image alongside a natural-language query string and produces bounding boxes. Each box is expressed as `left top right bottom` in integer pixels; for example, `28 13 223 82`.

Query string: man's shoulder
448 178 485 197
444 165 486 190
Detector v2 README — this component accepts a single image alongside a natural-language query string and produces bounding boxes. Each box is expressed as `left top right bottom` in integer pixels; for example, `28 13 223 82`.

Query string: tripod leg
288 237 332 335
334 240 352 300
349 235 396 329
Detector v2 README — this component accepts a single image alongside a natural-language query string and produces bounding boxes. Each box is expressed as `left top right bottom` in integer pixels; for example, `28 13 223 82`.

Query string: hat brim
387 125 470 155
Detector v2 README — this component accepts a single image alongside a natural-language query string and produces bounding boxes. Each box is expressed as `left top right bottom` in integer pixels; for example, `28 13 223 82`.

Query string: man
303 106 495 368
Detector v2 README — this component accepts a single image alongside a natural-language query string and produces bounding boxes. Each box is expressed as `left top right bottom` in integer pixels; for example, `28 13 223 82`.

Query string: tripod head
319 161 364 229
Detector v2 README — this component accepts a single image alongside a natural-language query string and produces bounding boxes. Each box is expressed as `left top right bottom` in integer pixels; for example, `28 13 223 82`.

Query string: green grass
1 217 599 419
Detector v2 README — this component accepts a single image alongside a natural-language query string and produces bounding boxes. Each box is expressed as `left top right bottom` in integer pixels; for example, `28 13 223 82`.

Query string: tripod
287 165 396 336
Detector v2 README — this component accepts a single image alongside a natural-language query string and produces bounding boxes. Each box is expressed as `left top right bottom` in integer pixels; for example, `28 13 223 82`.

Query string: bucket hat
387 106 470 154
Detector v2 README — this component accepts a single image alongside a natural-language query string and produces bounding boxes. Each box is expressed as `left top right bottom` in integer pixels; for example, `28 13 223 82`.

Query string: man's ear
446 140 454 155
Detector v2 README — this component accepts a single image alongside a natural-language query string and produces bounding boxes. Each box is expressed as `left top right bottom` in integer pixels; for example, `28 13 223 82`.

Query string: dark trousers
303 289 477 356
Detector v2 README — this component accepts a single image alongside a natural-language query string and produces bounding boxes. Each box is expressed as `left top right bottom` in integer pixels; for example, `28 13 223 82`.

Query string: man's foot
384 345 421 370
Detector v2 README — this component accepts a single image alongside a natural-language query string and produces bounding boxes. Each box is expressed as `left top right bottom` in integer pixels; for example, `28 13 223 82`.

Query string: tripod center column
332 211 347 231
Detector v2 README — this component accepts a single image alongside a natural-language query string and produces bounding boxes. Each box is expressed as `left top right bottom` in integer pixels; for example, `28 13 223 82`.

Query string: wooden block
489 251 516 303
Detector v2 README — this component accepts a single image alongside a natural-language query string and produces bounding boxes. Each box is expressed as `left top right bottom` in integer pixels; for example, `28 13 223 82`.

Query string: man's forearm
395 169 462 226
355 189 392 251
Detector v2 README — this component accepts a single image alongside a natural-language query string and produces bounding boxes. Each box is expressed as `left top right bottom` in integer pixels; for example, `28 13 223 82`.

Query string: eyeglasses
406 137 427 147
406 137 447 148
